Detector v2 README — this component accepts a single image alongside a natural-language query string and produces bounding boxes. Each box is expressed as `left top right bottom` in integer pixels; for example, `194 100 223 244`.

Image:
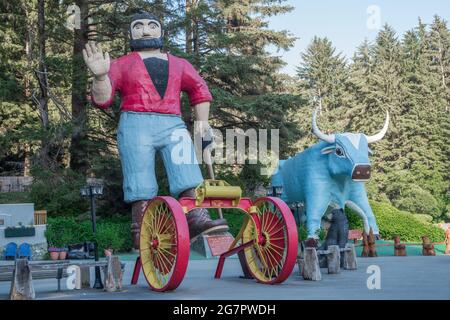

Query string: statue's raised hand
82 41 110 80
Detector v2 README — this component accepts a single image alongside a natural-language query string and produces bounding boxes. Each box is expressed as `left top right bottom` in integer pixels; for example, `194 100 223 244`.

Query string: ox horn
312 106 335 143
365 111 390 144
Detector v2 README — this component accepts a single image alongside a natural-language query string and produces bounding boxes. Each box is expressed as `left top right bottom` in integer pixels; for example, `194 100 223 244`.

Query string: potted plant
59 247 68 260
48 247 60 260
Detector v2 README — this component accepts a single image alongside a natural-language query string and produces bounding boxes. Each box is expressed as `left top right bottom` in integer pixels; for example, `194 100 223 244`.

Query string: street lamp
80 184 104 289
289 202 304 225
266 185 283 198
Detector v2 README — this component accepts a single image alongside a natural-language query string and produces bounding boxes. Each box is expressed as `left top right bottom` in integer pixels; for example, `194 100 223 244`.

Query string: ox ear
368 147 374 155
321 146 335 155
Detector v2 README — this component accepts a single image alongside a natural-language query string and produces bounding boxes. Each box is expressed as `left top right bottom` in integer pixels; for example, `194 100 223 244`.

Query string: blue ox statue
271 107 389 241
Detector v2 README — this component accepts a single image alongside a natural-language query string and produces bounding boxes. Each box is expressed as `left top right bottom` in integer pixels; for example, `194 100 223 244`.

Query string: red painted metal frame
131 256 141 285
214 239 255 279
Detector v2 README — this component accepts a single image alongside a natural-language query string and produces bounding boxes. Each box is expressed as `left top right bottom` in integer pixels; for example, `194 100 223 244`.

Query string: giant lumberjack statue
83 11 229 250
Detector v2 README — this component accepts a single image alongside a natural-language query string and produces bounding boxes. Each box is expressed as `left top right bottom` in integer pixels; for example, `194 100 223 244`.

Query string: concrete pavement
1 255 449 300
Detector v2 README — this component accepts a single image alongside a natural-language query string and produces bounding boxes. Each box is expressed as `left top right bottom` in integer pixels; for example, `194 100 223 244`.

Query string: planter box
4 227 36 238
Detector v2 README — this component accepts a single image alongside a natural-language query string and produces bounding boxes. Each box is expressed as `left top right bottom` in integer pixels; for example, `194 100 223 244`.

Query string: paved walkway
1 255 449 300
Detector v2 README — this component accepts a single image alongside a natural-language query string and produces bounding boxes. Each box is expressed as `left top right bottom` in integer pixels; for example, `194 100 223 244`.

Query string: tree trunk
185 0 193 54
36 0 50 168
70 0 89 172
22 1 34 174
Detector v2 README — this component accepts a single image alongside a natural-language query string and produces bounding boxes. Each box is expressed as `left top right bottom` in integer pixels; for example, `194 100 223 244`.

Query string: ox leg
305 200 331 247
345 200 370 234
348 185 379 235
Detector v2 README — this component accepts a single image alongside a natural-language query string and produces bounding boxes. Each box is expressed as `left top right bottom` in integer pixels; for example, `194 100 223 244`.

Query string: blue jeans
117 112 204 203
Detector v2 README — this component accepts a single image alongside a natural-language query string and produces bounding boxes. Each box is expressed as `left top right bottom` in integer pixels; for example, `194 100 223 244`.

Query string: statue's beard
130 37 163 51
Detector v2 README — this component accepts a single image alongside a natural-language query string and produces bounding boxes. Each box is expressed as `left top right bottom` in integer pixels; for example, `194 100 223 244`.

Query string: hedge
45 216 132 254
346 200 445 242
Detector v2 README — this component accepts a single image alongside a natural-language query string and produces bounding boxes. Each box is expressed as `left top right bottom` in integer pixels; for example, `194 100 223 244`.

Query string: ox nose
352 165 371 180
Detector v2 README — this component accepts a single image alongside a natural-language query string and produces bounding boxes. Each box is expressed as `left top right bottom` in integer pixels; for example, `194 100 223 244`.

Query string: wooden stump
394 236 407 256
361 232 369 257
103 256 123 292
368 228 378 257
80 266 91 289
9 258 35 300
445 227 450 254
327 245 340 274
299 247 321 281
342 244 357 270
422 236 436 256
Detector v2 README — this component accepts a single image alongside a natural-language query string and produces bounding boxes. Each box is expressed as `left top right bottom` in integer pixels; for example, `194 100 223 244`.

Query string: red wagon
131 180 298 292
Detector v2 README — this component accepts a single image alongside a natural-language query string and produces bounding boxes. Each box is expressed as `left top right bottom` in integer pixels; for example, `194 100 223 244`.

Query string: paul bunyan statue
83 11 228 250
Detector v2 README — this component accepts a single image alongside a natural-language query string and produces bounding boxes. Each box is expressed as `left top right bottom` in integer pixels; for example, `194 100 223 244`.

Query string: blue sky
268 0 450 75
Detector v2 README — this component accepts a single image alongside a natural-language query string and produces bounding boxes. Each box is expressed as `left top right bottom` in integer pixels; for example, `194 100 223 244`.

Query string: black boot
179 188 229 240
186 208 229 240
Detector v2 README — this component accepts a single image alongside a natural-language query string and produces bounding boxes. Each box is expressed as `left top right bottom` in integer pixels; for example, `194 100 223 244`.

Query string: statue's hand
82 41 110 80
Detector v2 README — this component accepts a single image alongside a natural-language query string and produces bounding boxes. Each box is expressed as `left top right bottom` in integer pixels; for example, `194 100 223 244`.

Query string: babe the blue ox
272 107 389 242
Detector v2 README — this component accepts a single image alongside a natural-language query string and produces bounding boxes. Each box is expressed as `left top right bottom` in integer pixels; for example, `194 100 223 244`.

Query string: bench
298 244 357 281
1 257 123 299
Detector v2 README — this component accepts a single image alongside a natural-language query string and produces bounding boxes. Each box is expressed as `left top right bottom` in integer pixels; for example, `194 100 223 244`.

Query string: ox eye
335 147 345 157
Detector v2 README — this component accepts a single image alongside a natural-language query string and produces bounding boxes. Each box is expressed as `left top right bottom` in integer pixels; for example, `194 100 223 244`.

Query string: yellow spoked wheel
139 196 190 292
242 197 298 284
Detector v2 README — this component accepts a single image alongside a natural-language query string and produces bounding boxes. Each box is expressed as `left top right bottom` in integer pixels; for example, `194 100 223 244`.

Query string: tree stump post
80 266 90 289
361 232 369 257
103 256 123 292
342 244 357 270
299 247 321 281
9 258 35 300
422 236 436 256
368 228 378 257
327 245 340 274
394 236 407 256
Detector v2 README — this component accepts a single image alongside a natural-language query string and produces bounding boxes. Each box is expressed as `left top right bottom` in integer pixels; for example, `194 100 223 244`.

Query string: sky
267 0 450 75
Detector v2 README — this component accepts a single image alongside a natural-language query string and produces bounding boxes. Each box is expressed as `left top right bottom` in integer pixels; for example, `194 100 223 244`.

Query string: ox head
312 107 389 181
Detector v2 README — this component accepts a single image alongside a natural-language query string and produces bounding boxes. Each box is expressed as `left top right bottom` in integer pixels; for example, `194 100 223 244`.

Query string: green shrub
344 200 444 242
45 216 132 253
392 185 441 218
45 217 94 247
96 220 133 253
413 214 433 224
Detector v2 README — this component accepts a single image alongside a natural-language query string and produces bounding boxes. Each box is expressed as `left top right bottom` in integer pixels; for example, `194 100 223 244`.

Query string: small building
0 203 47 260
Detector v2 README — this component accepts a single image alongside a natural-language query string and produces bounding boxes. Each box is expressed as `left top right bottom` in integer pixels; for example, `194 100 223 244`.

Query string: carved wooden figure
393 235 407 256
422 236 436 256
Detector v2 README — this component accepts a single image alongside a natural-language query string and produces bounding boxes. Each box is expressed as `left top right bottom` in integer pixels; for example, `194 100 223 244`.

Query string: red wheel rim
140 196 190 292
243 197 298 284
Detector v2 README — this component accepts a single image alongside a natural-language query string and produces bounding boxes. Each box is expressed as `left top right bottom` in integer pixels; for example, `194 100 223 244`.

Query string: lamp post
289 202 304 225
266 185 283 198
80 184 104 289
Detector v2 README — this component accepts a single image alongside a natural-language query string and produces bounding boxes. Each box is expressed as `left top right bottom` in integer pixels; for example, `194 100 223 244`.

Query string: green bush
413 214 434 224
345 200 444 242
45 216 132 253
392 185 441 218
